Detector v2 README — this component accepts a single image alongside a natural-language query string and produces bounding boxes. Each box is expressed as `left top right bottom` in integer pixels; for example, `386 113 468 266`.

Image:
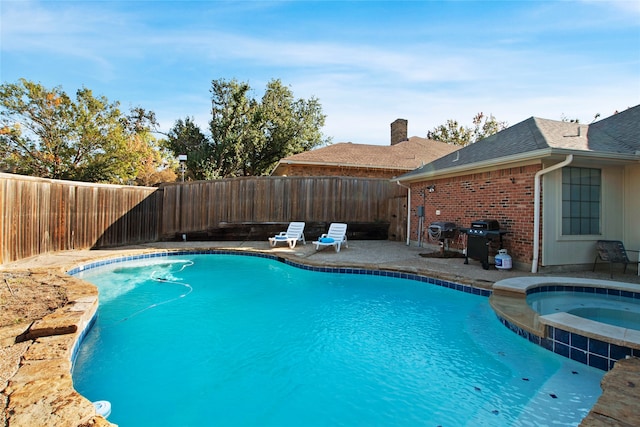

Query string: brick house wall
409 164 542 266
274 163 410 179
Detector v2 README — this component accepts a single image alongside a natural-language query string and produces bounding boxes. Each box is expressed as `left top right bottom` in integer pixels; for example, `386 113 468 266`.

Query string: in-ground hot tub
490 277 640 371
526 289 640 330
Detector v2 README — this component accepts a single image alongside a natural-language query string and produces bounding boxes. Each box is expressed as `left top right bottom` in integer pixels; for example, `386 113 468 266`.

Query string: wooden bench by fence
174 221 390 242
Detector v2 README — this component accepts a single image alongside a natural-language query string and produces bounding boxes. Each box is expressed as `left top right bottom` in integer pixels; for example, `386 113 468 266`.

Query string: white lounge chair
313 223 348 252
268 222 306 249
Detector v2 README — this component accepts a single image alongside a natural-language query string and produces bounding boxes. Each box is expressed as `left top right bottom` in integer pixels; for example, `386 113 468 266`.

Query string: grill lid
470 219 500 230
428 221 457 231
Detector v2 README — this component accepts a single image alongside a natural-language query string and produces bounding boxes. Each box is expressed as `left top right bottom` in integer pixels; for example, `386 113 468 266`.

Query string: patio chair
593 240 639 278
268 222 306 249
313 223 348 252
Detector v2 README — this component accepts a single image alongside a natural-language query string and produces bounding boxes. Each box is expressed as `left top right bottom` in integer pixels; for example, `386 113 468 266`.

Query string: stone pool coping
2 242 640 426
0 269 110 427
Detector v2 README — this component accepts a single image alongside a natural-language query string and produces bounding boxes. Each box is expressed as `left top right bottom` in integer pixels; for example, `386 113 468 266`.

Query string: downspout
396 181 411 245
531 154 573 273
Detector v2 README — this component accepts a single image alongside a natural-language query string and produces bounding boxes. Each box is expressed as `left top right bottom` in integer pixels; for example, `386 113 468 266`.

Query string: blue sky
2 0 639 145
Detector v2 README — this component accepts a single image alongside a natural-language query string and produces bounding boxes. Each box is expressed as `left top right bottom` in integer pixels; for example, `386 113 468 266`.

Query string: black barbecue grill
427 221 457 240
427 221 458 252
460 219 507 269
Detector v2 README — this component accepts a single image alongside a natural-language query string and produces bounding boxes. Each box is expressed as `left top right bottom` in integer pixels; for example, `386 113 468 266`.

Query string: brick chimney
390 119 408 145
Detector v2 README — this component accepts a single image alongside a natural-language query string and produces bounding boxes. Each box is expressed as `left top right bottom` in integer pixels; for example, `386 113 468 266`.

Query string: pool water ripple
72 254 603 426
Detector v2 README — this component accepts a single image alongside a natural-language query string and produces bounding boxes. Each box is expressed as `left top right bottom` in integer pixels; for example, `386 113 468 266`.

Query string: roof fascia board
276 159 415 171
395 148 640 183
415 158 542 181
552 149 640 162
396 149 552 183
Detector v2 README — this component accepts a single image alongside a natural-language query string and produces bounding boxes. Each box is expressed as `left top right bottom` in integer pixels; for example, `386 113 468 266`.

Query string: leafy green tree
166 78 329 179
165 117 213 180
426 119 472 147
247 80 327 176
209 79 254 178
0 80 74 178
133 134 178 186
0 79 167 184
427 112 507 146
471 112 508 142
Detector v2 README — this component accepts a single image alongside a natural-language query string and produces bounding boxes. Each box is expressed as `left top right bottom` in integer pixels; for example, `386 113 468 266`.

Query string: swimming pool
71 253 603 426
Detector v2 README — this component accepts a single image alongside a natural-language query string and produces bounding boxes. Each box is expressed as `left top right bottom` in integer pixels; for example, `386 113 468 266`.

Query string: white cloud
2 0 638 147
583 0 640 16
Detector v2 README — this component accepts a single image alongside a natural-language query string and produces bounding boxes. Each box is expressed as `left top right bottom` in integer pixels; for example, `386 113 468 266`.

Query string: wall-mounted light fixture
427 184 436 193
510 177 516 184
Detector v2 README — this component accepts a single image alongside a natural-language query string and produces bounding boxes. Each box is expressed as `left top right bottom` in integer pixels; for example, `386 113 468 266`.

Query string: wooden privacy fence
1 174 407 265
0 173 160 264
159 176 406 240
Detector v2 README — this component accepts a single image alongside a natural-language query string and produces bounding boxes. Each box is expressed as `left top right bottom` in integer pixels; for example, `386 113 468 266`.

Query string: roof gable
412 117 546 172
278 136 459 170
399 105 640 180
584 105 640 153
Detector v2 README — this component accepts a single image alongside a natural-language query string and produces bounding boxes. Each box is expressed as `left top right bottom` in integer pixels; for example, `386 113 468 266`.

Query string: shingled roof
271 136 460 173
397 105 640 181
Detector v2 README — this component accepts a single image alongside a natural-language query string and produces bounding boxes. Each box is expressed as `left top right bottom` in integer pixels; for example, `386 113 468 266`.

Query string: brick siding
409 164 542 265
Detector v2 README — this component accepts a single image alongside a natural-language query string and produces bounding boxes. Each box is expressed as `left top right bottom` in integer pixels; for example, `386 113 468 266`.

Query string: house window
562 167 601 235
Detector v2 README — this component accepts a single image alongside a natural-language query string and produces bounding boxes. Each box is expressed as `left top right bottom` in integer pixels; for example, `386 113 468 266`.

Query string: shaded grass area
0 272 67 327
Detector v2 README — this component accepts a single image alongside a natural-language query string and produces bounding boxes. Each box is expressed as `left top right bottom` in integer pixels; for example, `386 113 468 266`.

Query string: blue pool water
527 291 640 330
72 254 603 426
